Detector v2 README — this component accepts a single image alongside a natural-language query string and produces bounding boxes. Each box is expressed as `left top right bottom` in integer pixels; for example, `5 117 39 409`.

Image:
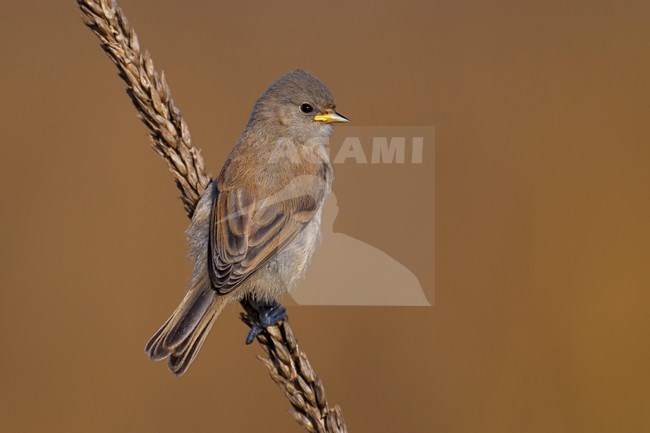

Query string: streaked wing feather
208 184 320 294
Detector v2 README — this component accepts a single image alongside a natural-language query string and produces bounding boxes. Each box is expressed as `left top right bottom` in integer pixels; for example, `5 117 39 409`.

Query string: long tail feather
145 275 227 375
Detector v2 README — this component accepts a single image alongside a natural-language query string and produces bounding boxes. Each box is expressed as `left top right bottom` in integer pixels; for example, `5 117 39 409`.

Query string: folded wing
209 175 324 294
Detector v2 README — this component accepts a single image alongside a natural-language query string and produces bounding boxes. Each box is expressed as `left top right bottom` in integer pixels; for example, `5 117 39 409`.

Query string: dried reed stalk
76 1 348 432
241 302 349 433
76 0 210 217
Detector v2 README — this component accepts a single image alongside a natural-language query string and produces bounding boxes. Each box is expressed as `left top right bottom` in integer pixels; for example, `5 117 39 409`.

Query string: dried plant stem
77 0 210 217
241 302 348 433
76 1 348 432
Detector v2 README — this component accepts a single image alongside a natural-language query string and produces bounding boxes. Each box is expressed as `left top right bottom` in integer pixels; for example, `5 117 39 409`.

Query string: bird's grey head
247 69 349 142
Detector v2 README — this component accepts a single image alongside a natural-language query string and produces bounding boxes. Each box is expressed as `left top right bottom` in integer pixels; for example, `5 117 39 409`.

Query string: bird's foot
244 300 287 345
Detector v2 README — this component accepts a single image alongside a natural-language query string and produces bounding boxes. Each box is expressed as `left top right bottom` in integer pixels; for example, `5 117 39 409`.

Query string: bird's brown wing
208 176 323 295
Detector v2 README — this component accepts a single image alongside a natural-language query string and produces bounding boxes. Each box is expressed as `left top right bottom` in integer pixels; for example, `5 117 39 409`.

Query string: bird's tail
145 275 228 376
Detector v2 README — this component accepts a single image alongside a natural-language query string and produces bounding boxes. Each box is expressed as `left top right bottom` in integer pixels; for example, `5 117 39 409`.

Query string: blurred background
1 1 648 432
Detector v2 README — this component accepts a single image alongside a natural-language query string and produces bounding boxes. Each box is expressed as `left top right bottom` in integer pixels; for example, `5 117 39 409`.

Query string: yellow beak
313 110 350 124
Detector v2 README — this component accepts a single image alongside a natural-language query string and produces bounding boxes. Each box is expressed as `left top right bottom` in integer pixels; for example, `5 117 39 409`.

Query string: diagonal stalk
75 1 348 432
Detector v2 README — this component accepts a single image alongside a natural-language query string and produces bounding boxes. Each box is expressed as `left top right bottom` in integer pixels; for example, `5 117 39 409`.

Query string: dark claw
244 300 287 345
245 323 263 345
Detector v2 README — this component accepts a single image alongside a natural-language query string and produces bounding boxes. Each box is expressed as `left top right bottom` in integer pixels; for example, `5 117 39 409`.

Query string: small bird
145 70 349 375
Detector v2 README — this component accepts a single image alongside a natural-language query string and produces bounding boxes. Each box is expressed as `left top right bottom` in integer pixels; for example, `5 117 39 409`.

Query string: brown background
1 1 648 432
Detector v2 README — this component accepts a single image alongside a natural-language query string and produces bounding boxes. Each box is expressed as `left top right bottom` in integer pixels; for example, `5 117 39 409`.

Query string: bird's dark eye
299 103 314 115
